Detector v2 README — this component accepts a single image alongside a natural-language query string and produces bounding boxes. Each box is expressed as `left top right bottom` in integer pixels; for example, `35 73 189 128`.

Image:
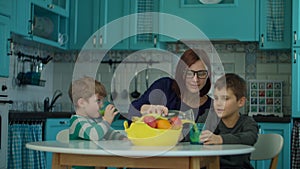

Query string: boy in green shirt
200 73 258 169
68 76 126 141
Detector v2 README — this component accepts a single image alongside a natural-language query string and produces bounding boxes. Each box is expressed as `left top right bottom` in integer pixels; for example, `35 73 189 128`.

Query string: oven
0 78 12 169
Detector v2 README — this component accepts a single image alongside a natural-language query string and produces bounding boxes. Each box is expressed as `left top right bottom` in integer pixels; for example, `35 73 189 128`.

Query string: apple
169 116 182 129
143 116 157 128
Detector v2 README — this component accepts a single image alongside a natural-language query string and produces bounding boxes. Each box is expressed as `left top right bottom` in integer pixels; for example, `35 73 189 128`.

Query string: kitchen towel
8 123 46 169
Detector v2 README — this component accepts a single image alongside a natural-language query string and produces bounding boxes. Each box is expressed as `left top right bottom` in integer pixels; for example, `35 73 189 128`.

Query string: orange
156 119 172 129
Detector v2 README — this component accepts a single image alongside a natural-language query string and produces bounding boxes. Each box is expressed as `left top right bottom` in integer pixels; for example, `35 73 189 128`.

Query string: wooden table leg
205 156 220 169
190 157 200 169
52 153 70 169
190 156 220 169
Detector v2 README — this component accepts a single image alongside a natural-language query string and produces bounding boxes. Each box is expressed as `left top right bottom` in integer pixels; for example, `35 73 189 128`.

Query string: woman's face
184 60 209 94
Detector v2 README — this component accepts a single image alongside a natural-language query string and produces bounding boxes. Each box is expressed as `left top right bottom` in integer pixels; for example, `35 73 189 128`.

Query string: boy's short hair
68 76 107 107
214 73 246 100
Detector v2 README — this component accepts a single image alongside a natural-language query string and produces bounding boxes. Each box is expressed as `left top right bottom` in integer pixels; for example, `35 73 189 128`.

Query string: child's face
213 87 245 119
82 94 101 118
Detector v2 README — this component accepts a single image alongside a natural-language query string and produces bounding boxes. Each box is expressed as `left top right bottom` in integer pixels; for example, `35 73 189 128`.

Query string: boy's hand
103 104 118 124
199 130 223 145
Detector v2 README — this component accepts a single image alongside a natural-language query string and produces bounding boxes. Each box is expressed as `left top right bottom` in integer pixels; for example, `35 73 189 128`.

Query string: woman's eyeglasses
185 69 208 79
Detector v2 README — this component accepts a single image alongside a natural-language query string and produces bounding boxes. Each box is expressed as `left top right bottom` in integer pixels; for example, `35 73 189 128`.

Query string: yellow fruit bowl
124 121 182 146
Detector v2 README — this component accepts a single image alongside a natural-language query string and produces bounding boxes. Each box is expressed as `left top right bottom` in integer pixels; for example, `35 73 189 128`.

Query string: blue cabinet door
128 0 159 50
0 0 12 16
0 15 10 77
106 0 130 50
292 48 300 118
44 118 70 169
292 0 300 118
69 0 97 49
11 0 31 36
259 0 291 49
11 0 69 49
70 0 160 50
251 122 291 169
293 0 300 46
159 0 258 42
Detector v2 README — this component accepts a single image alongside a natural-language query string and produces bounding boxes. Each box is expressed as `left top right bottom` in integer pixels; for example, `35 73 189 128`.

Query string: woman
127 48 212 124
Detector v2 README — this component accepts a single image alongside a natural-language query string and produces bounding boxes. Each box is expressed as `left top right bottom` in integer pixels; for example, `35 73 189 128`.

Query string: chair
56 129 69 143
250 134 284 169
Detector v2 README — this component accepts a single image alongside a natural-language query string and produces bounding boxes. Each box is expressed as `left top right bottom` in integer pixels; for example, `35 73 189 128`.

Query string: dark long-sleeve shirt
214 114 259 169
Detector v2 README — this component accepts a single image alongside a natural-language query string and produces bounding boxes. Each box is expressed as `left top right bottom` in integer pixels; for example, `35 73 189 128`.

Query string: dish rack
248 80 283 117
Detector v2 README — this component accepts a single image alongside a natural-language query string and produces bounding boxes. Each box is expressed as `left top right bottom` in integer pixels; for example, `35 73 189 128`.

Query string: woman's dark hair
172 48 211 97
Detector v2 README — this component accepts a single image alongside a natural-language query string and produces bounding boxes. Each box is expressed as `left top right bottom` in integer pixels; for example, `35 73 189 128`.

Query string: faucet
44 90 63 112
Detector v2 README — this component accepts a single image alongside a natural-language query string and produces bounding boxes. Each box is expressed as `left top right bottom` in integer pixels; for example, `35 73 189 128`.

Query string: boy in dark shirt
200 73 258 169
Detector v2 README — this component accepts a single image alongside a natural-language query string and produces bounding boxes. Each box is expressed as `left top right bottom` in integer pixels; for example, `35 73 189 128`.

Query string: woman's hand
199 130 223 145
140 104 168 116
103 104 118 124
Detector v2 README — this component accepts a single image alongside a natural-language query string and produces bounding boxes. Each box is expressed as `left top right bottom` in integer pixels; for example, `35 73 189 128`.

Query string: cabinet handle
153 35 157 48
59 121 67 125
260 34 264 47
294 31 297 45
28 20 33 35
93 35 97 47
47 4 54 9
99 35 103 47
294 50 297 64
7 39 13 56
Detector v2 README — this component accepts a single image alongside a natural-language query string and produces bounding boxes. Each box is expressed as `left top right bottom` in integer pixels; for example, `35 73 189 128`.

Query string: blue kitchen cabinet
69 0 104 49
159 0 258 42
105 0 130 50
0 15 10 77
0 0 12 16
251 122 291 169
127 0 160 50
11 0 69 49
44 118 70 169
292 0 300 118
70 0 160 50
98 0 160 50
69 0 123 50
259 0 291 49
11 0 31 37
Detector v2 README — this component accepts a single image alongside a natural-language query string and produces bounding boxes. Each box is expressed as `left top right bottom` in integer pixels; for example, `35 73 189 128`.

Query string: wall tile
10 42 292 116
256 64 278 74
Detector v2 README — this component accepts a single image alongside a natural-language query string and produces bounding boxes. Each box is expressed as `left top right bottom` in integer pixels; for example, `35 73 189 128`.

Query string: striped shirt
69 115 127 141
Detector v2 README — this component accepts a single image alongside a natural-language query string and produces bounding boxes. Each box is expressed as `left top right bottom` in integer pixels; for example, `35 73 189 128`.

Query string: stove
0 78 12 169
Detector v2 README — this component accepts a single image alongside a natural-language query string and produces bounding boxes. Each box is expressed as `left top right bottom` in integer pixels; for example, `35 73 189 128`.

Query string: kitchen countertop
9 110 75 121
252 115 291 123
9 111 291 123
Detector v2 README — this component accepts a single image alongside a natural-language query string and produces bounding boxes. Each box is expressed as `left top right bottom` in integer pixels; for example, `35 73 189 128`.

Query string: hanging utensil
111 63 118 101
131 70 140 99
145 64 149 89
121 63 128 99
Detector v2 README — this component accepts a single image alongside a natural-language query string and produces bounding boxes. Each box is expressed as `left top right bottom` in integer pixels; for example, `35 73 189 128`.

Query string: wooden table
26 140 254 169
